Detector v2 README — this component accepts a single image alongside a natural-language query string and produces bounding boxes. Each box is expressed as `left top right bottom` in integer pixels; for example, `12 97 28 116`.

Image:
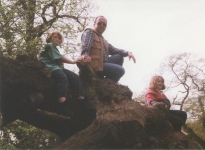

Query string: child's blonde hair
46 31 64 44
149 75 166 90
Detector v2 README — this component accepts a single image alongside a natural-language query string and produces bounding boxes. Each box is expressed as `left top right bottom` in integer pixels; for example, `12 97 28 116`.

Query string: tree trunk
0 55 189 149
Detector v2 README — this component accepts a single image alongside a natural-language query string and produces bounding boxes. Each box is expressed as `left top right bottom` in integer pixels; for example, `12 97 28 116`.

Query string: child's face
156 77 163 91
50 33 62 46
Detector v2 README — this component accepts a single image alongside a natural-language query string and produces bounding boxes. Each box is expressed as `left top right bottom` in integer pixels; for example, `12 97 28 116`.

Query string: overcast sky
92 0 205 97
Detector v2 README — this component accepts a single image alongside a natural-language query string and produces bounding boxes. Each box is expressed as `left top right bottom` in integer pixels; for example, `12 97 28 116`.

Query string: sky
92 0 205 97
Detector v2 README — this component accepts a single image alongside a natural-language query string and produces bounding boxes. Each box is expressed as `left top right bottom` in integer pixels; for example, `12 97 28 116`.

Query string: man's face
94 17 107 35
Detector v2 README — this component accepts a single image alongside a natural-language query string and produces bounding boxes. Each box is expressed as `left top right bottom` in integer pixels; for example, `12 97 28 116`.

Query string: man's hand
82 55 92 62
128 51 136 63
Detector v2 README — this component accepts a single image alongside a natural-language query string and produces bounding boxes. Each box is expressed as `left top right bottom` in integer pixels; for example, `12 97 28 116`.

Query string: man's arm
108 44 128 56
81 29 93 56
108 44 136 63
128 51 136 63
81 29 93 62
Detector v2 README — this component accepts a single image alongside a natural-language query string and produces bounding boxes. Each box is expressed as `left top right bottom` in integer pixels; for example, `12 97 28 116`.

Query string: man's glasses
97 22 107 27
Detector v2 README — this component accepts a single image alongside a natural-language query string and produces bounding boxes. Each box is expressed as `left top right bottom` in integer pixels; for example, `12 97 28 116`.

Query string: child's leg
61 70 96 118
62 69 84 100
51 69 68 103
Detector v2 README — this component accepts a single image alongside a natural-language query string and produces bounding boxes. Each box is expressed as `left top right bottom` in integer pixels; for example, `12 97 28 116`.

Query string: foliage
159 52 205 111
187 120 205 141
0 0 97 148
0 0 96 59
0 114 62 149
158 52 205 147
183 97 204 121
133 90 147 105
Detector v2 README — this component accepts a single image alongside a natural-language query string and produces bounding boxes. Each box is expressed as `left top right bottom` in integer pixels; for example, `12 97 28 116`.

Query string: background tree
0 0 203 148
0 0 96 58
0 0 96 148
159 52 205 146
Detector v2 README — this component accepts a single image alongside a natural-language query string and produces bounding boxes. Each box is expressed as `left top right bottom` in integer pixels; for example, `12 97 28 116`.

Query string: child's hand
82 55 91 62
74 57 83 63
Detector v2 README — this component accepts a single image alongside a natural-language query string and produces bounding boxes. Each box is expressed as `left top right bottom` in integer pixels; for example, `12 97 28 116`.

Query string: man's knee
108 54 124 66
118 54 124 66
114 67 125 82
121 67 125 75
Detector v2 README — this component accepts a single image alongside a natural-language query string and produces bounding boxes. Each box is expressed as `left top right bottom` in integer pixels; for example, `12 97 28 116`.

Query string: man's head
93 16 107 35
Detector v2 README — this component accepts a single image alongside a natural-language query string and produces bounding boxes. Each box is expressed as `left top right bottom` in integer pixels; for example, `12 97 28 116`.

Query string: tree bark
0 55 189 149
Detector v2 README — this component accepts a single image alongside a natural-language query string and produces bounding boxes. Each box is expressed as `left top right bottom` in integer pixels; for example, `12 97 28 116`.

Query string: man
81 16 136 82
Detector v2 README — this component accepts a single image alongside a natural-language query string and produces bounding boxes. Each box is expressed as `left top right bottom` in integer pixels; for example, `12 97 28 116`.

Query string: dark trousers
51 69 84 99
169 110 187 131
96 54 125 82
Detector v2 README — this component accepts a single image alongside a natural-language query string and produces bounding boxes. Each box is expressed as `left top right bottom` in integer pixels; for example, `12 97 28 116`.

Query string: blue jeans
51 69 84 99
96 54 125 82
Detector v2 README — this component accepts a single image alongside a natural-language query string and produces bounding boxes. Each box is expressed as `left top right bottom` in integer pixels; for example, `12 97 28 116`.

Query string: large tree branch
0 55 189 149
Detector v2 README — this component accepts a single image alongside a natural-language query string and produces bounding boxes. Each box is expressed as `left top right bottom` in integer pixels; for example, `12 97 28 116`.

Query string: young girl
39 31 84 117
145 75 187 131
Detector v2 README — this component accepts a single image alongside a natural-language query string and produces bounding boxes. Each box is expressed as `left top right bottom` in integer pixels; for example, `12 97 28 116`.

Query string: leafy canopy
0 0 96 58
